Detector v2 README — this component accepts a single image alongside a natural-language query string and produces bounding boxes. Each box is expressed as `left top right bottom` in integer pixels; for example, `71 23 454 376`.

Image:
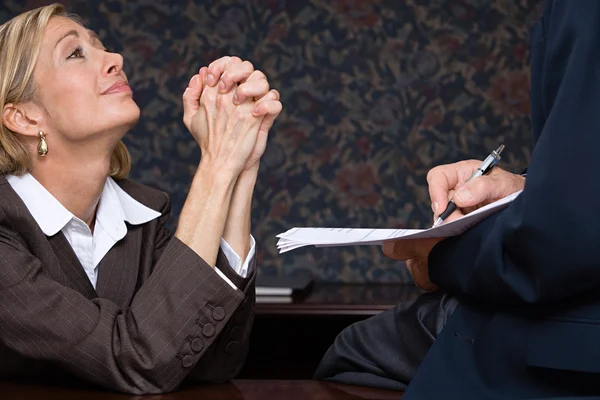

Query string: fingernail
188 75 199 88
455 187 473 203
233 93 239 104
219 80 226 91
432 202 438 213
207 73 216 86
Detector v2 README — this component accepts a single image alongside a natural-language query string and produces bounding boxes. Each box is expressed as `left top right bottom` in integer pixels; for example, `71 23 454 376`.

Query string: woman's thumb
182 72 204 128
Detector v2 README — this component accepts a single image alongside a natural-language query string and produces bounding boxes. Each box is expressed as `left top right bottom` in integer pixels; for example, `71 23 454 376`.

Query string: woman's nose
104 51 124 76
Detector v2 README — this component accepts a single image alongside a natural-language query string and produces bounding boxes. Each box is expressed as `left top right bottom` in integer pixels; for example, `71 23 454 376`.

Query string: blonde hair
0 3 131 179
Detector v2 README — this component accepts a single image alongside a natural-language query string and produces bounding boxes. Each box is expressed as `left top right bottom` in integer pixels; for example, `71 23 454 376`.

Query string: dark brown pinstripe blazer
0 175 256 394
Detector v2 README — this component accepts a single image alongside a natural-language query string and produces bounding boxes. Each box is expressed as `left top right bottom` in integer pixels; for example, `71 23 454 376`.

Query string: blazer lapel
0 177 97 299
47 232 98 299
95 224 142 309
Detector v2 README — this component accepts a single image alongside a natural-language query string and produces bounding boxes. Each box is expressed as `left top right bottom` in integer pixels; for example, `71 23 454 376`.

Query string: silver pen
432 144 505 227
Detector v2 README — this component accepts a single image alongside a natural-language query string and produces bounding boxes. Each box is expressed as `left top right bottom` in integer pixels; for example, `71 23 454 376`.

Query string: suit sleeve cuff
214 267 238 290
219 235 256 278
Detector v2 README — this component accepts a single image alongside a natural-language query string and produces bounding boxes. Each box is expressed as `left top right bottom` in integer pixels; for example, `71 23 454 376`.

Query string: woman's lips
102 81 131 95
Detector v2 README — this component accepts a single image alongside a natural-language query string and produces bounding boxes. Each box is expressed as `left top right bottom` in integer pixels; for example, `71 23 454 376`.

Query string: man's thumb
453 176 502 208
453 186 474 206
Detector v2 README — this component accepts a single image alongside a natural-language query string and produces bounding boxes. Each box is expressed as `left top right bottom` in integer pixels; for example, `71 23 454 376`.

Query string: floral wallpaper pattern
1 0 543 282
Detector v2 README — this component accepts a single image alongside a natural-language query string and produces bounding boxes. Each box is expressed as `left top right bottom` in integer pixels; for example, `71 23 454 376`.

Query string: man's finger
382 241 398 259
427 160 480 217
437 186 473 222
427 165 458 217
407 259 439 291
433 207 464 225
452 176 490 208
382 240 415 261
452 174 517 208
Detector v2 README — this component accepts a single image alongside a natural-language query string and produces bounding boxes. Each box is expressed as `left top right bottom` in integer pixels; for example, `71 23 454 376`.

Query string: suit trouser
313 291 458 391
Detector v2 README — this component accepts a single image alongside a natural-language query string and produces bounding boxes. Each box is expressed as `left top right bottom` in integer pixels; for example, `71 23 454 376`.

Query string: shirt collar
6 173 161 237
96 178 161 240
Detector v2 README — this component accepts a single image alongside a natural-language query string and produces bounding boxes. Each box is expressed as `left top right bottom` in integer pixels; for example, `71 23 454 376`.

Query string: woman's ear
2 102 43 138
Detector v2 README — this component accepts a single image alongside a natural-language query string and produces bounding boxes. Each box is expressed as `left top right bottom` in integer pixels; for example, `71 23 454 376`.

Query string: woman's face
33 16 139 145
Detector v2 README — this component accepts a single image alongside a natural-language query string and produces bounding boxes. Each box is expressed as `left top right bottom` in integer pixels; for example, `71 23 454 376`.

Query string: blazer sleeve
214 246 254 292
154 196 252 292
0 194 249 394
428 0 600 306
186 256 256 384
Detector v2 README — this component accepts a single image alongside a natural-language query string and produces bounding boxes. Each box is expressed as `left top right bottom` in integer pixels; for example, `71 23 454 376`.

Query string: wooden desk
0 380 402 399
256 283 422 316
239 284 422 379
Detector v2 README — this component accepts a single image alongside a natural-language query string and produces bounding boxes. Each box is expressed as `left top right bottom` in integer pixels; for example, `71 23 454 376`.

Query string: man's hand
427 159 525 223
382 238 443 291
382 159 525 290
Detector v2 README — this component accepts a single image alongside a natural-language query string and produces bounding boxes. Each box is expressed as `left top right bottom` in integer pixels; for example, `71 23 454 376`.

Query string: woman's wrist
221 164 258 257
196 158 240 189
237 164 259 187
174 164 238 265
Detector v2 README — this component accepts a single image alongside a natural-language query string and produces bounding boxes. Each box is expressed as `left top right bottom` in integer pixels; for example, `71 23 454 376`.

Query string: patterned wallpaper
1 0 542 282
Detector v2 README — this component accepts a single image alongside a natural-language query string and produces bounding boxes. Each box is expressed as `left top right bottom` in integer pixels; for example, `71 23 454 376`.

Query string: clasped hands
182 56 282 178
383 160 525 291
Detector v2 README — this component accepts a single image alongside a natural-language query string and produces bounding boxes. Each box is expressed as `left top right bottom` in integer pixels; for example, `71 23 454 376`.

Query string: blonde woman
0 3 281 394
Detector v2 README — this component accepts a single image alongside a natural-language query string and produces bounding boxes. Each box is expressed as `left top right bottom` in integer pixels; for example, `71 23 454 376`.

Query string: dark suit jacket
405 1 600 398
0 175 255 395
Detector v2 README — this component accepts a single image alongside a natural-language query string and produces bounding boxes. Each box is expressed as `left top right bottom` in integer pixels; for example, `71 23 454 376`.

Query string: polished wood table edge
255 304 398 316
255 283 423 316
233 380 403 397
0 379 403 399
324 381 404 399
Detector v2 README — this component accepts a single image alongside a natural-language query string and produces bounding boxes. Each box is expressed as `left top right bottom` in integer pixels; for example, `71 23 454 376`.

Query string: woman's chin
111 104 141 131
124 112 141 130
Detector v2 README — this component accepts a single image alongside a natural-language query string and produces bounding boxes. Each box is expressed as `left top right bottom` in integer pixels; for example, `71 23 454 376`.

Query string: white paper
255 295 293 304
255 287 293 296
276 191 521 253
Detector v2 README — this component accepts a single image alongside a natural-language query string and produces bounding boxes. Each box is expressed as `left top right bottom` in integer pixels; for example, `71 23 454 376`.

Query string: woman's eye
67 46 84 59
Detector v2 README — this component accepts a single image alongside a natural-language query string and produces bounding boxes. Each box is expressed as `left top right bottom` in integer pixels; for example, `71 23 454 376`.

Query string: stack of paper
276 191 521 253
255 276 314 304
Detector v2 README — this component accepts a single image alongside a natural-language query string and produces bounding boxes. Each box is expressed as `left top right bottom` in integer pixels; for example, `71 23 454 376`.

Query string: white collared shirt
6 173 255 290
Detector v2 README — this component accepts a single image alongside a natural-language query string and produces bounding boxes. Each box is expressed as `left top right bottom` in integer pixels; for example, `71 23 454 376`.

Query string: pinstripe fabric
0 176 256 394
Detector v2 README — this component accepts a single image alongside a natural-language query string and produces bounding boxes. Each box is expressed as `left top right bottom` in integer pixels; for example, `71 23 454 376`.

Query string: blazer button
191 338 204 352
213 306 226 321
181 355 194 368
203 323 215 337
225 341 240 355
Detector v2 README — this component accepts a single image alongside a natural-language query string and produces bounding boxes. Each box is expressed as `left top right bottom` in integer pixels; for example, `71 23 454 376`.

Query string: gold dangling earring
37 130 48 156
